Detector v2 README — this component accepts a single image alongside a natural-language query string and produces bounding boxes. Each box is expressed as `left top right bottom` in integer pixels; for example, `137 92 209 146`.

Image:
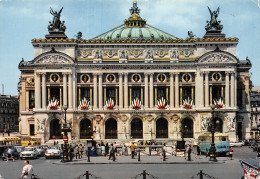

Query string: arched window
105 118 117 139
131 118 143 139
181 118 193 138
50 119 62 139
80 118 92 139
156 118 168 138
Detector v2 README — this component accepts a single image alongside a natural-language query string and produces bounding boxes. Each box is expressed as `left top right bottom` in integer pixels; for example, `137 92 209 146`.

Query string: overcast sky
0 0 259 95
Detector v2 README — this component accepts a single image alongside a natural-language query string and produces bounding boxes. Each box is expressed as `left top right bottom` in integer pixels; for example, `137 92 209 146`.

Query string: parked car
20 147 39 160
249 139 259 148
45 147 62 159
230 142 243 147
35 146 45 157
2 146 20 160
15 146 25 154
241 140 249 146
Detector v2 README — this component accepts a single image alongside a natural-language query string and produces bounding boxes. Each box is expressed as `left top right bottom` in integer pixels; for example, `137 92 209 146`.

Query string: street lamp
208 105 220 162
61 105 71 163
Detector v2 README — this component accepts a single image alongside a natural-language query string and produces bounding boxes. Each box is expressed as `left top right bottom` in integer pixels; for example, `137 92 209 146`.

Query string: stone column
124 73 128 109
93 73 98 109
205 72 209 107
99 73 103 109
231 72 235 107
63 73 68 107
235 73 237 107
68 73 73 109
144 73 149 109
119 73 123 109
41 73 46 109
35 72 41 109
170 73 174 109
200 72 204 107
150 73 154 108
225 72 230 107
175 72 179 108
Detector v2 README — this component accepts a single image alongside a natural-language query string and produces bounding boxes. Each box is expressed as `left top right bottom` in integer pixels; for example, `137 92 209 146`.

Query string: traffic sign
63 136 68 142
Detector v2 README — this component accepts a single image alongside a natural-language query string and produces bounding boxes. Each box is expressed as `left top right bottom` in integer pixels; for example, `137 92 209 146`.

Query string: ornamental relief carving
103 50 118 58
35 54 73 64
226 116 236 131
129 49 143 58
179 49 194 57
26 77 34 87
154 49 168 57
78 49 92 58
120 115 128 122
201 116 210 131
199 53 237 64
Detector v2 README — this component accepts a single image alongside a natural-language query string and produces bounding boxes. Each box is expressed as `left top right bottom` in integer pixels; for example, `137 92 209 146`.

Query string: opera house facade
18 1 251 144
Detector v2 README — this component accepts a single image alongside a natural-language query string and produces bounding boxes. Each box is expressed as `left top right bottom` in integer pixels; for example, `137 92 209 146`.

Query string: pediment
198 51 238 64
33 48 74 65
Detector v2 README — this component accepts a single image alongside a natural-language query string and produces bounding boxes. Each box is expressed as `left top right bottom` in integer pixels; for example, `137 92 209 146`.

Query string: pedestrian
113 142 117 156
206 148 209 158
130 142 136 159
196 143 201 159
79 144 84 159
122 145 127 156
69 145 74 161
6 147 15 162
74 145 79 159
108 144 115 160
187 145 192 161
20 160 33 179
105 143 109 157
185 145 188 160
229 146 233 160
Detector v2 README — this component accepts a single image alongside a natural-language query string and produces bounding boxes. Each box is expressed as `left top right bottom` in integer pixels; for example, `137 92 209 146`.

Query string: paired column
205 72 209 107
225 72 230 107
68 73 73 109
119 73 123 109
93 74 98 109
200 72 204 107
144 73 149 109
124 73 128 109
174 72 179 108
170 73 174 109
41 73 46 109
35 72 41 109
98 73 103 109
230 72 235 107
149 73 154 108
62 73 68 107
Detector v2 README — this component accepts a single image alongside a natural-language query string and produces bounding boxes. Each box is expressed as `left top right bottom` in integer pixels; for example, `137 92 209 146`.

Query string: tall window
132 87 141 100
29 90 35 109
106 87 116 101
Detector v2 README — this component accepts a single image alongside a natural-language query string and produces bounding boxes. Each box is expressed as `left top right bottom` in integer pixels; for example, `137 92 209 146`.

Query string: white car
20 147 39 159
230 142 243 147
45 147 62 159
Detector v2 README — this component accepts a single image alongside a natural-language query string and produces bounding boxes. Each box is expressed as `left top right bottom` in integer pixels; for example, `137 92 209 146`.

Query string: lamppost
61 105 71 163
208 105 220 162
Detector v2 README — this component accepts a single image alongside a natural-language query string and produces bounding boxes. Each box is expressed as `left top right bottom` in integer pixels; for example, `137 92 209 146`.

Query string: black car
2 146 20 160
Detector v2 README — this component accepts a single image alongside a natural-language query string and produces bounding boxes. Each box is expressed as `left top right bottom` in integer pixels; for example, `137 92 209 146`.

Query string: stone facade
0 95 19 134
18 2 252 144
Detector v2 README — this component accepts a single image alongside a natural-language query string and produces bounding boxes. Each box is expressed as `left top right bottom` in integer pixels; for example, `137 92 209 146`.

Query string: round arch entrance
50 119 62 139
181 118 193 138
80 118 92 139
131 118 143 139
105 118 117 139
156 118 168 138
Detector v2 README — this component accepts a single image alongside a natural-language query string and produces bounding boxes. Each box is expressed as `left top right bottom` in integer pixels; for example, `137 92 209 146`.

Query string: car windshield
24 148 34 151
16 148 24 152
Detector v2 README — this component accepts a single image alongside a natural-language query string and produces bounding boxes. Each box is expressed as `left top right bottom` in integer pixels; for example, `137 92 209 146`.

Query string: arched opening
80 118 92 139
156 118 168 138
50 119 62 139
105 118 117 139
181 118 193 138
213 117 223 133
131 118 143 139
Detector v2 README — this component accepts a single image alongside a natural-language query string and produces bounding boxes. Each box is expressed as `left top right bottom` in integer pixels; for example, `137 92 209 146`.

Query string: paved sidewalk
53 154 233 165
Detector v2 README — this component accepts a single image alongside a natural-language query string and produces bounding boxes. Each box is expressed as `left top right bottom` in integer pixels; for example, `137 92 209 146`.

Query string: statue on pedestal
48 7 66 33
205 7 223 33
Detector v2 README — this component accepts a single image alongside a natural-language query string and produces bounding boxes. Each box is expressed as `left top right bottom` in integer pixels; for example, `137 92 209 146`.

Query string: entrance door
29 124 34 136
156 118 168 138
80 119 92 139
236 122 242 140
105 118 117 139
50 119 62 139
181 118 193 138
131 118 143 139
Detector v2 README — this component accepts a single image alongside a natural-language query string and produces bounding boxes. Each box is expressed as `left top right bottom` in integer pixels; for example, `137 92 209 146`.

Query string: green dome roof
91 1 178 41
93 24 178 41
